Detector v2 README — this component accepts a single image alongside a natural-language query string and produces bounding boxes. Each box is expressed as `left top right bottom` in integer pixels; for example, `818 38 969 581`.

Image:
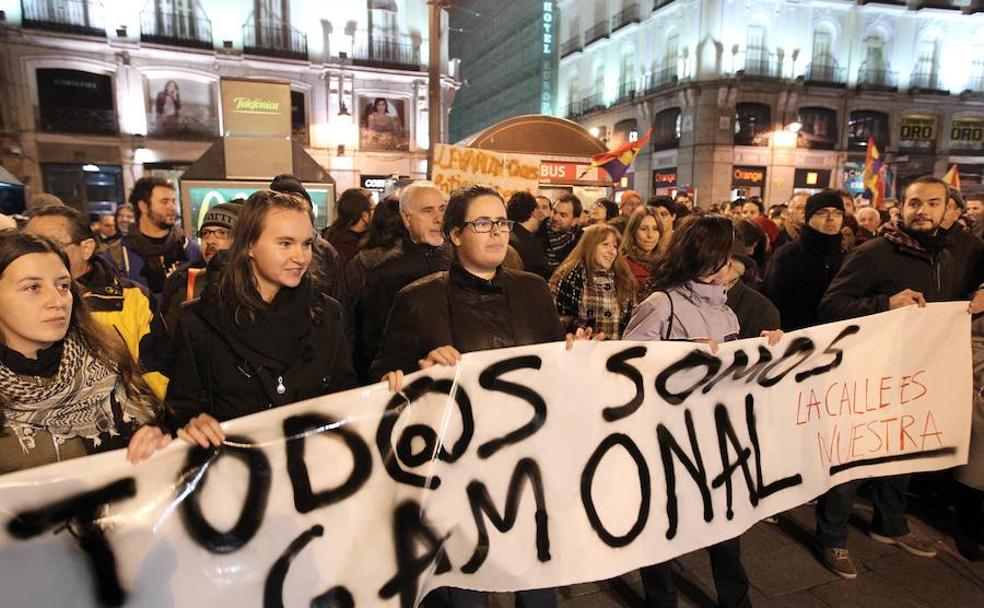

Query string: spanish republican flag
862 138 888 209
942 165 961 192
584 129 653 183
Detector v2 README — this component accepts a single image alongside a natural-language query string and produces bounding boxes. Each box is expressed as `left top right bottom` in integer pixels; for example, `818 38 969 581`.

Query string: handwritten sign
0 304 971 607
431 144 540 200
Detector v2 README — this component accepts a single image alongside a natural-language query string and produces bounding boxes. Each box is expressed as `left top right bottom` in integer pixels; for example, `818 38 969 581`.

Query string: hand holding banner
0 304 972 607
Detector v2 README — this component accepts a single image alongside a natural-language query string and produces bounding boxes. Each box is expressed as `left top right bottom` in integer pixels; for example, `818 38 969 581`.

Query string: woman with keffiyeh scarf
0 231 168 474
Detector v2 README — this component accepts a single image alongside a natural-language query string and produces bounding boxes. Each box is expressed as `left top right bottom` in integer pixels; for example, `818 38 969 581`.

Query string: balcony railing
804 63 847 86
643 63 679 93
37 107 117 136
909 70 947 93
611 3 640 33
857 68 898 91
565 100 583 119
584 21 610 46
736 51 782 79
615 79 636 104
140 10 212 50
243 19 307 61
145 113 219 140
560 36 582 58
21 0 105 37
581 92 605 114
350 33 422 71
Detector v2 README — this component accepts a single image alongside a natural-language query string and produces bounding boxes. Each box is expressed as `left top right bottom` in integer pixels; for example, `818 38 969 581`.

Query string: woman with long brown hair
0 231 168 473
620 206 662 297
166 189 356 447
549 223 637 339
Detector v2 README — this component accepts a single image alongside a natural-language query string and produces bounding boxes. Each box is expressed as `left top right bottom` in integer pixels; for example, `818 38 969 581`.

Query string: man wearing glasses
140 200 242 378
763 189 847 332
24 205 167 398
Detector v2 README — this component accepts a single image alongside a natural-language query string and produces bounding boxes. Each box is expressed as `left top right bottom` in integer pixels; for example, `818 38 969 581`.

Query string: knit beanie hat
270 174 311 202
201 201 242 231
805 190 845 222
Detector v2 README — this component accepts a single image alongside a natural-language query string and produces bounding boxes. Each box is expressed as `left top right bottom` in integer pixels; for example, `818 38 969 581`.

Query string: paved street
489 491 984 608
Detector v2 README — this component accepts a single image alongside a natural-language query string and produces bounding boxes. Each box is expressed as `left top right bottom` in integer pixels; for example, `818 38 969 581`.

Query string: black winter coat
352 239 451 382
763 228 844 330
945 224 984 297
510 223 551 280
727 280 781 339
819 230 957 322
369 264 566 379
165 285 356 429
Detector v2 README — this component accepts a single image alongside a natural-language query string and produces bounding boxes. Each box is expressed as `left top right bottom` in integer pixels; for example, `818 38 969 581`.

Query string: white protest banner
0 303 972 607
431 144 540 200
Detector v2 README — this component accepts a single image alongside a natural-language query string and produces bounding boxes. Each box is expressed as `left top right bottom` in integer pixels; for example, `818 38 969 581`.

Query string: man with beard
105 177 200 301
814 175 968 579
544 192 582 272
139 201 241 378
763 190 845 330
24 205 167 398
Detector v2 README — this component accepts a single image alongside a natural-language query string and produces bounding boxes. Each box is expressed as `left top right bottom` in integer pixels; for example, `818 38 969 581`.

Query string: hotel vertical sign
541 1 557 115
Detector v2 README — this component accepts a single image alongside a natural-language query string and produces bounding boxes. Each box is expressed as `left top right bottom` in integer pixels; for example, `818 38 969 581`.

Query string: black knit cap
201 201 242 230
270 174 311 202
805 190 845 221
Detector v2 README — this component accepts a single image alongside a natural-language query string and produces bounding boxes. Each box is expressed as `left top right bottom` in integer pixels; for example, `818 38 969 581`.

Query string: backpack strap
658 290 675 341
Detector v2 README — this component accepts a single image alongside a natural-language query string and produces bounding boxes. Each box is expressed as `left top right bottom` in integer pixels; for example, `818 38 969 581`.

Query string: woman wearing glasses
370 184 567 381
371 184 564 608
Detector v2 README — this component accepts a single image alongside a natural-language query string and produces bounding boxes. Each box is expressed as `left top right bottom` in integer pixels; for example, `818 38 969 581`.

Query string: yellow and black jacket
79 255 168 398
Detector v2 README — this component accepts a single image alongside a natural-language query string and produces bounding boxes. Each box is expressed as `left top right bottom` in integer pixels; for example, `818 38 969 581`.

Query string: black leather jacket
370 264 566 379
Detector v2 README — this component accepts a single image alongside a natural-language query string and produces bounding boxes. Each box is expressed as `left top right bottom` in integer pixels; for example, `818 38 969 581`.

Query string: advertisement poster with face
145 76 218 138
359 96 409 151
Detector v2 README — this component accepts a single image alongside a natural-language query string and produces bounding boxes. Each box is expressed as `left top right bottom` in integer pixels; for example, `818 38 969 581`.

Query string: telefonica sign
233 97 282 114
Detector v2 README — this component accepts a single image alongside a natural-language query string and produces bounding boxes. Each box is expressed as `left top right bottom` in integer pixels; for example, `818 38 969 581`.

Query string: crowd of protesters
2 170 984 608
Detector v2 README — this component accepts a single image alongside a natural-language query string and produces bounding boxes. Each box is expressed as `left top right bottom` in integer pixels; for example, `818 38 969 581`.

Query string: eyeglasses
814 210 844 220
198 227 232 239
463 218 515 233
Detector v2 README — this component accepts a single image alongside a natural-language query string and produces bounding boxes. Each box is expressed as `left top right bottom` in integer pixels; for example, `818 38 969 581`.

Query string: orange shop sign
732 165 767 187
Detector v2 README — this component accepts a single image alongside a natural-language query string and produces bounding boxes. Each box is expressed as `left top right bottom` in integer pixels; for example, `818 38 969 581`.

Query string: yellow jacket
81 257 169 398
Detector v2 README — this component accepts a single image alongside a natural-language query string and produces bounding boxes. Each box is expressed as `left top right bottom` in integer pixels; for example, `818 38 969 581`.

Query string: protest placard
431 144 540 200
0 303 971 607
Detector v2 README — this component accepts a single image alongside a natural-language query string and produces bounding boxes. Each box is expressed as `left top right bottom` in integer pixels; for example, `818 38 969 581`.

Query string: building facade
0 0 458 212
448 0 558 143
557 0 984 206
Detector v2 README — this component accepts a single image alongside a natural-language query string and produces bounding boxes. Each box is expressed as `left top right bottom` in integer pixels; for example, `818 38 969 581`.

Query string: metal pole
427 0 443 177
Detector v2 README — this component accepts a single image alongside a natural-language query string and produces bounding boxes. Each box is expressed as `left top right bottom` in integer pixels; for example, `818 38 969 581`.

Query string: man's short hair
398 180 443 213
948 187 966 210
506 191 538 223
744 198 765 214
902 175 948 202
555 192 582 217
647 195 677 215
128 176 174 220
29 205 93 243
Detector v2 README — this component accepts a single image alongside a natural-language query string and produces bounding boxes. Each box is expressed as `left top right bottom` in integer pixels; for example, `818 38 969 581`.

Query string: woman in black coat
372 184 577 608
166 190 356 446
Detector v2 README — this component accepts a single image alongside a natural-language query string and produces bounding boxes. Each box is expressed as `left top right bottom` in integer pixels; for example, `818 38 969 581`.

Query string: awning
0 164 23 186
